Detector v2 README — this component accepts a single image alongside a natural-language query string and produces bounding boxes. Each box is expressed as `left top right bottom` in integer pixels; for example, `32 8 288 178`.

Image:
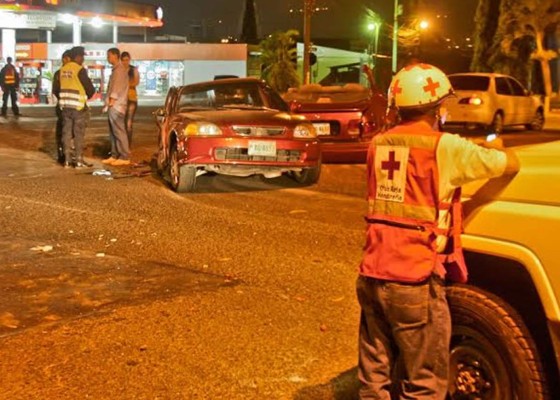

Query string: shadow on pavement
293 367 360 400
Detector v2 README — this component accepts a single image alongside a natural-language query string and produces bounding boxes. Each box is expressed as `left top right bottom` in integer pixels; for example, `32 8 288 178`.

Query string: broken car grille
214 148 301 162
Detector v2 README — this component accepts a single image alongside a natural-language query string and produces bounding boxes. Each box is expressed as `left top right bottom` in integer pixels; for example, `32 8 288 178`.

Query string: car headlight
183 122 223 136
293 123 316 138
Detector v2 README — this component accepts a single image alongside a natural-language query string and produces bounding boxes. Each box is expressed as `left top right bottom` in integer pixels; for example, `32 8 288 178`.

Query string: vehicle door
507 77 533 124
156 86 178 151
494 77 515 125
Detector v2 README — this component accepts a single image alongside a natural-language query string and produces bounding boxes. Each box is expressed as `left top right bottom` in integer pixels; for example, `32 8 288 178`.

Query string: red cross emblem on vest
381 150 401 180
423 77 440 97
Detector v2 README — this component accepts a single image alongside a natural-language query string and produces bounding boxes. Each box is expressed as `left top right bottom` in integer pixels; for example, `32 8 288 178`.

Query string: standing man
52 50 72 163
55 46 95 168
102 47 131 166
356 63 520 399
0 57 20 117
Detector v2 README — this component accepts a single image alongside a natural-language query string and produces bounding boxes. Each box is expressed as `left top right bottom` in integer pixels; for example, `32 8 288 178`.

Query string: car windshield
448 75 490 91
177 81 288 112
283 83 370 104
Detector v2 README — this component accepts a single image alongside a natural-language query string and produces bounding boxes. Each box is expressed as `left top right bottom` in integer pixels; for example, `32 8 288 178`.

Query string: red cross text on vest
381 151 401 180
423 77 440 97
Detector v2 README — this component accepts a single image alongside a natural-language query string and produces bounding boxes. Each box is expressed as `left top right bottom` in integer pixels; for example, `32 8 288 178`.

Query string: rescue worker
54 46 95 168
52 50 72 164
0 57 20 117
356 63 520 399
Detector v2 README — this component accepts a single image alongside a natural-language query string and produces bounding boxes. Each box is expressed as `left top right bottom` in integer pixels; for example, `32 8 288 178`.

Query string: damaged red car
155 78 321 192
283 67 387 163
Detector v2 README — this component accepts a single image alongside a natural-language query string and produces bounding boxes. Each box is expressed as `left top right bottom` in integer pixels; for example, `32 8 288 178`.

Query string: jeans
356 275 451 400
125 100 137 146
1 86 19 115
108 107 130 160
61 108 86 162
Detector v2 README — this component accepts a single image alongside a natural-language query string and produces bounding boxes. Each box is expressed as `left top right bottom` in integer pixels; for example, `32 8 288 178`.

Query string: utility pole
303 0 315 84
392 0 401 73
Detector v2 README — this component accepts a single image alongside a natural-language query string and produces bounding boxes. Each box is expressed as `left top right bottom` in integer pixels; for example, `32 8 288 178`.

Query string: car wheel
169 143 196 193
489 112 503 134
447 285 549 400
291 162 321 185
526 109 545 131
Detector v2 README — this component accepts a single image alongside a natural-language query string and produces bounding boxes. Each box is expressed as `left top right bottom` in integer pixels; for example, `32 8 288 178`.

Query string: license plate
248 140 277 157
313 123 331 136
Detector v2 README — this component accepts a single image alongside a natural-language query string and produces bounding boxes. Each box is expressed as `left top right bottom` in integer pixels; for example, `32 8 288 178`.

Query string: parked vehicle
154 78 321 192
283 67 387 163
447 140 560 399
443 72 545 133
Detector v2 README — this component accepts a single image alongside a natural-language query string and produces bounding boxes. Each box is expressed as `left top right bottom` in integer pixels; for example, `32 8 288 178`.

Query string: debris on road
30 245 53 252
92 169 112 176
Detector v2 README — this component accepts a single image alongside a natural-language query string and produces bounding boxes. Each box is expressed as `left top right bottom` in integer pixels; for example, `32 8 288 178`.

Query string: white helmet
388 63 453 109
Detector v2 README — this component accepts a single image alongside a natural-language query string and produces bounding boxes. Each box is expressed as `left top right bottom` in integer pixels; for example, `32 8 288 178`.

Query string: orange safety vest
2 64 17 86
360 122 468 283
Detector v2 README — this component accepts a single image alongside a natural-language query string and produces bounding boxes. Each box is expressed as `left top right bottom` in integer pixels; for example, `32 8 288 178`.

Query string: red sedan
155 78 321 192
284 78 387 163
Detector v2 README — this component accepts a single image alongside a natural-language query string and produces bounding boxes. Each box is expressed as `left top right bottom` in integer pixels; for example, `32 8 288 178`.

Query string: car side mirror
289 100 301 113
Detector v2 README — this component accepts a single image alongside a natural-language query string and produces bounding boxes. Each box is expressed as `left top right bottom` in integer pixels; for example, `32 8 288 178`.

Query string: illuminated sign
0 12 57 29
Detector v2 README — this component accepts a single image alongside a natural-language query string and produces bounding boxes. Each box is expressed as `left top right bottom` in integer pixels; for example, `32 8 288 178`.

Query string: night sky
153 0 478 43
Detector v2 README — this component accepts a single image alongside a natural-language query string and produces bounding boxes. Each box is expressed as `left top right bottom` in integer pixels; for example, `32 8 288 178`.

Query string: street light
367 22 380 70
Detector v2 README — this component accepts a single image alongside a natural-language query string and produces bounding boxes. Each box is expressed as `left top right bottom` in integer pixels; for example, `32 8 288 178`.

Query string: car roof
181 77 265 90
448 72 511 79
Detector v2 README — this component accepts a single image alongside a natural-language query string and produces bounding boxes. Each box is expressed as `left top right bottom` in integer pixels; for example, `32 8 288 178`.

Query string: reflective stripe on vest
3 65 16 85
59 62 87 110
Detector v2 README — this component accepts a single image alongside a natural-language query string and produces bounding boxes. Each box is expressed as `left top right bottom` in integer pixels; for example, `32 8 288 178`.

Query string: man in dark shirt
53 46 96 168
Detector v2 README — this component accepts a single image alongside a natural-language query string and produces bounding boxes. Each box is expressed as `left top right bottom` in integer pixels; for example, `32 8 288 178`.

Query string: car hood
462 140 560 207
176 109 306 125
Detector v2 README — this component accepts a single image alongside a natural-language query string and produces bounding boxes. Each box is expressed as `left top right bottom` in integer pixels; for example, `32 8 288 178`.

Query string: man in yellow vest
0 57 20 117
53 47 95 168
52 50 72 163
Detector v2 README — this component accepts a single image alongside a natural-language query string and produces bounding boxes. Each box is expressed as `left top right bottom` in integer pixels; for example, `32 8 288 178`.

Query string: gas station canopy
0 0 163 29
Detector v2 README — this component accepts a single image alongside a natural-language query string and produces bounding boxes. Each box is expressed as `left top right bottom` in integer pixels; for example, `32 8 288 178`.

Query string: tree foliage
259 30 300 94
472 0 560 110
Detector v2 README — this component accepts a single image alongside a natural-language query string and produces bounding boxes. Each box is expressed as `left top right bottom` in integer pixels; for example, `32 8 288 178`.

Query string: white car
443 73 545 133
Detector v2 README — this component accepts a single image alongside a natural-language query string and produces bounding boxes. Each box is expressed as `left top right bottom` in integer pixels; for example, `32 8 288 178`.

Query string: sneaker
111 159 131 166
63 161 72 169
102 157 116 165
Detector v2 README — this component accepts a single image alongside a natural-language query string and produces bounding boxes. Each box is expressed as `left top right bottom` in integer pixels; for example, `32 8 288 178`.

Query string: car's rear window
448 75 490 91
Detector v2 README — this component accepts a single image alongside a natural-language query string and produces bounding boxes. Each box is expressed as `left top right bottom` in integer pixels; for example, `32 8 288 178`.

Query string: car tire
526 109 545 131
489 112 504 134
447 285 549 400
291 162 321 185
169 143 196 193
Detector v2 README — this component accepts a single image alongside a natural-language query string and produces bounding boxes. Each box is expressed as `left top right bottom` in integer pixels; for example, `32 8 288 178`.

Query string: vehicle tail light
348 119 361 136
458 96 483 105
361 117 377 136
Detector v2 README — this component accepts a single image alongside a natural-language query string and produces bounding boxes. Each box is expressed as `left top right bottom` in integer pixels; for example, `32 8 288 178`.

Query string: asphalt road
0 107 558 399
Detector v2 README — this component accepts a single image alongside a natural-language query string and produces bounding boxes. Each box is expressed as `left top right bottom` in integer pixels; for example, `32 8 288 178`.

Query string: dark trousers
62 108 87 162
1 86 19 115
55 107 64 161
125 100 137 146
356 275 451 400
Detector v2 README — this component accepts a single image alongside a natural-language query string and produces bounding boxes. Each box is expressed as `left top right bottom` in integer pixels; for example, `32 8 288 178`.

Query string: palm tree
259 30 300 94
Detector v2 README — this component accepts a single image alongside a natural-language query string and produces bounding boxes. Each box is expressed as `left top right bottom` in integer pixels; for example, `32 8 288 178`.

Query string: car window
507 78 527 96
495 77 512 95
448 75 490 91
177 81 288 112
